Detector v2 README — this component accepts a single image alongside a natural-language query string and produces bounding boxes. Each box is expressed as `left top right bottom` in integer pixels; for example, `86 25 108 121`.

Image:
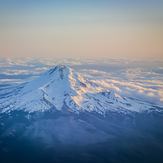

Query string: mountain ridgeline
0 65 161 114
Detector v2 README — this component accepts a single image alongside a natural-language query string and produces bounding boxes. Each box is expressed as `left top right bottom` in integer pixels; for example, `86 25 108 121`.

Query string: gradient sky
0 0 163 60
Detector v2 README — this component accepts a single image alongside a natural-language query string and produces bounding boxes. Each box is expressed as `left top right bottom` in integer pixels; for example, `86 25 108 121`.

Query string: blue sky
0 0 163 59
0 0 162 9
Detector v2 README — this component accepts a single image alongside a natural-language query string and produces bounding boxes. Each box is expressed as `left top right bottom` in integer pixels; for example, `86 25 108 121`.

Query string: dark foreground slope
0 110 163 163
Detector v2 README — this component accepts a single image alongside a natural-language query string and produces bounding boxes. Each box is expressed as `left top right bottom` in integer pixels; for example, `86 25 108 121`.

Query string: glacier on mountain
0 65 161 114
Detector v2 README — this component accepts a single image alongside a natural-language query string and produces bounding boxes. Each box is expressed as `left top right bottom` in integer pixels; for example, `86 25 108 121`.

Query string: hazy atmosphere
0 1 163 163
0 0 163 60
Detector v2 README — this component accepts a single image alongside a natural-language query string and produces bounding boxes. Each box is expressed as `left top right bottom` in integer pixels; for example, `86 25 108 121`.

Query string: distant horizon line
0 56 163 62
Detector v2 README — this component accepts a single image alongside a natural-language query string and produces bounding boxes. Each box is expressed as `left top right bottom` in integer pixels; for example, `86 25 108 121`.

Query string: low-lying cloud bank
0 58 162 106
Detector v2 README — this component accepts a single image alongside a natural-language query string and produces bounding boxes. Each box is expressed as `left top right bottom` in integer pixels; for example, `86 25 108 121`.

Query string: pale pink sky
0 1 163 60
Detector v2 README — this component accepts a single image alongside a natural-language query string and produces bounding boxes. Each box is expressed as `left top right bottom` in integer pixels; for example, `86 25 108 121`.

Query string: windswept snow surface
0 64 162 114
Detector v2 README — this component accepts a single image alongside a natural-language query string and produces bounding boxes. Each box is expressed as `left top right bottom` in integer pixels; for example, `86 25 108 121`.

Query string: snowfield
0 64 162 114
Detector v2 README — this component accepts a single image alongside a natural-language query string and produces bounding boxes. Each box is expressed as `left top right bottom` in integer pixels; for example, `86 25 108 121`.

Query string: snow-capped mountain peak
0 65 158 114
48 64 71 79
18 65 88 111
21 65 73 92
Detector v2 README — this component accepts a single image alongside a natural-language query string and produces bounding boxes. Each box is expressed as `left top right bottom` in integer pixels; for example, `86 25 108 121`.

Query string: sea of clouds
0 58 162 106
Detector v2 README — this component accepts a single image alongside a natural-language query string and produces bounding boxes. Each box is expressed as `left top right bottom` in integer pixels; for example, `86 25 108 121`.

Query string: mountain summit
13 65 89 112
0 65 156 114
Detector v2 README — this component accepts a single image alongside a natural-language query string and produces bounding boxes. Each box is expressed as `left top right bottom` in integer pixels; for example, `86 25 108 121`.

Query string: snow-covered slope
0 65 159 114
